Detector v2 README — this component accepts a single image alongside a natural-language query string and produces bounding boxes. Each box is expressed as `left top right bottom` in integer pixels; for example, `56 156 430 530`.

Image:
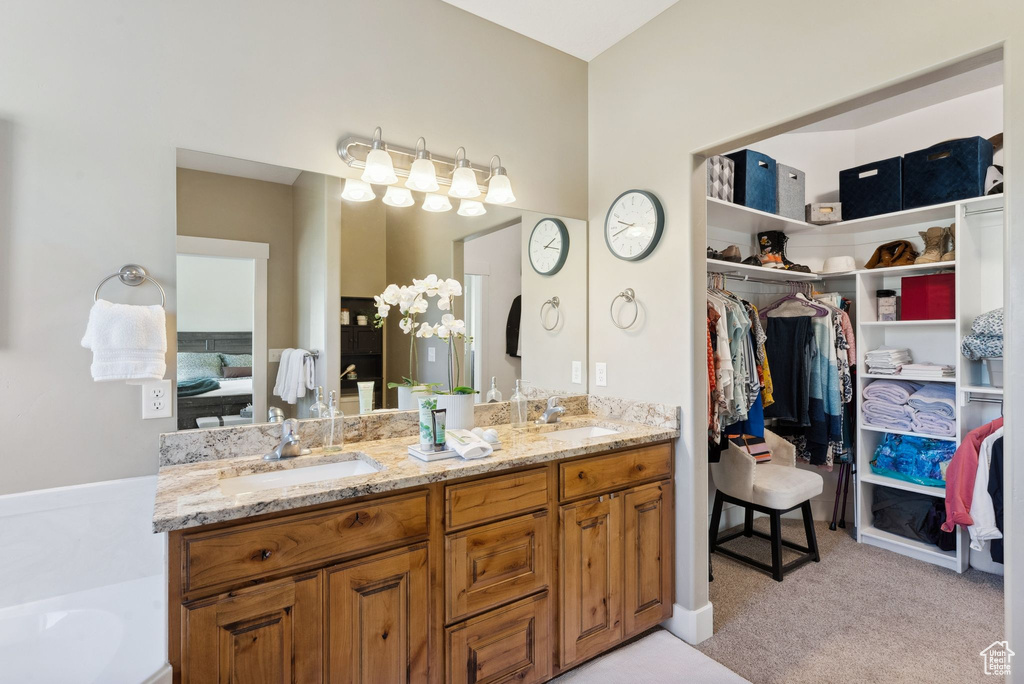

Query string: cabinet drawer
446 592 552 684
446 512 549 623
446 468 548 530
183 491 428 594
559 443 672 501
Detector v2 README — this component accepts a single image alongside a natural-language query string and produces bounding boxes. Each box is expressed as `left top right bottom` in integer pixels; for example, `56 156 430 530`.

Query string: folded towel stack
907 383 956 419
865 346 912 375
81 300 167 381
862 379 923 405
862 379 955 438
900 362 955 379
863 400 915 432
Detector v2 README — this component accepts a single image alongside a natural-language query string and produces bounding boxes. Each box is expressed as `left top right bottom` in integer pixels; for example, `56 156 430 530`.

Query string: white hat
820 256 856 274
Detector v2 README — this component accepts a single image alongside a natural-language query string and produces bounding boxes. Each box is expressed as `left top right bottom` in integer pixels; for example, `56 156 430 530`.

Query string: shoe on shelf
707 246 722 260
720 245 742 263
915 226 946 264
941 223 955 262
741 256 762 267
759 230 811 272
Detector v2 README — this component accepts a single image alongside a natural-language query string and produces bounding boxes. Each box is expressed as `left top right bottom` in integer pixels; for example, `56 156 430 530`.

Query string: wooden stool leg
709 490 724 552
839 463 852 529
802 500 821 562
743 505 754 537
829 462 845 531
769 510 784 581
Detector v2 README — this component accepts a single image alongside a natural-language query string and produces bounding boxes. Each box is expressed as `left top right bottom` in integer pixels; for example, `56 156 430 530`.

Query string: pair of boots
757 231 811 272
915 224 955 264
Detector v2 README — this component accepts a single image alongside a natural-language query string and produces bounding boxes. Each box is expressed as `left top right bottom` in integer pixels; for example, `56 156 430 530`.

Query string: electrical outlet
428 346 436 362
595 362 607 387
571 361 582 384
142 380 173 419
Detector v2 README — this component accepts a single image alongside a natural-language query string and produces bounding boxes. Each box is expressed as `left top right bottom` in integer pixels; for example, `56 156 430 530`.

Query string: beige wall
588 0 1022 646
340 199 387 299
0 0 586 495
176 168 295 408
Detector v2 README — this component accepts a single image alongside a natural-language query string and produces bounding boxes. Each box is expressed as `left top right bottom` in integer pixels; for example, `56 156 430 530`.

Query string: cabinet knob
254 549 272 561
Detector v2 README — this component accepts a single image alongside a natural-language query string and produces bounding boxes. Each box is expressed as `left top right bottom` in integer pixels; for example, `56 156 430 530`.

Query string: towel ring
94 264 166 307
610 288 638 329
540 296 560 331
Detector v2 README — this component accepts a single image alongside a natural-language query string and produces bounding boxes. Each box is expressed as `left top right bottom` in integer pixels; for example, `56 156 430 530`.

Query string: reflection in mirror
174 149 587 431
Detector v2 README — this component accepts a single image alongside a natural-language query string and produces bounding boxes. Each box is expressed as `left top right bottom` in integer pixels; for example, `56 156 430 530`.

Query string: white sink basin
219 456 382 496
544 426 620 442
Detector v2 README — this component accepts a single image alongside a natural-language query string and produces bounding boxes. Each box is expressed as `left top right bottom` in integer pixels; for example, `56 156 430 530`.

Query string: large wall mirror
173 149 587 430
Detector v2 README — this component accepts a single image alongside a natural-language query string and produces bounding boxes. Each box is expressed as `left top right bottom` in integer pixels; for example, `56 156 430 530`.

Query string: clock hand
545 238 556 248
613 226 629 237
617 220 635 227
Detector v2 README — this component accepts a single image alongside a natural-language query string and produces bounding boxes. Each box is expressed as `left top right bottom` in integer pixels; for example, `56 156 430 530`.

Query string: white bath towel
273 348 314 404
81 300 167 381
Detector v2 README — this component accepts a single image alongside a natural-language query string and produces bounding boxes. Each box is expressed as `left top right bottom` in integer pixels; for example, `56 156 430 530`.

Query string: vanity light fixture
484 155 516 204
360 126 398 185
382 186 415 207
406 137 440 192
422 193 453 212
341 178 376 202
448 147 482 198
457 199 486 217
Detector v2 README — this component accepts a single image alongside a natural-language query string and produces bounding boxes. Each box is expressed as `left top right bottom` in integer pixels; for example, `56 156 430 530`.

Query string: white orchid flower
445 278 463 297
436 296 451 311
416 322 435 338
413 274 441 297
399 316 415 334
373 296 391 319
449 318 466 336
397 286 418 314
381 284 402 306
409 295 428 315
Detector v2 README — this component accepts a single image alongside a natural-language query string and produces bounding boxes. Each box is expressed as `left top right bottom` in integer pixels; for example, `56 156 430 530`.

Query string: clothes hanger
760 288 830 317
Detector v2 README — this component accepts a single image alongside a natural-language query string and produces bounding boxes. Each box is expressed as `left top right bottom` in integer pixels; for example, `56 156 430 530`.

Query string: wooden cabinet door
183 572 321 684
326 544 429 684
623 481 674 637
559 494 623 667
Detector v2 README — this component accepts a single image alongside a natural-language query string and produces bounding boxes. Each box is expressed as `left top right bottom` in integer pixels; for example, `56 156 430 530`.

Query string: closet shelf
706 197 815 235
853 262 956 277
705 259 823 282
859 472 946 498
860 424 957 442
859 319 956 327
960 385 1004 396
860 373 955 383
860 526 958 568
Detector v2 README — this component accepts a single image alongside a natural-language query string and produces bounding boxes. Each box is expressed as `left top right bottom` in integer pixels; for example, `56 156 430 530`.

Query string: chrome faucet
265 418 302 460
536 396 566 424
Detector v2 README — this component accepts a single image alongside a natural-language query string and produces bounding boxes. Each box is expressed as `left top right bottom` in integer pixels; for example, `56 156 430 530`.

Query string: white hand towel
273 349 294 400
446 429 493 460
303 353 316 392
81 300 167 381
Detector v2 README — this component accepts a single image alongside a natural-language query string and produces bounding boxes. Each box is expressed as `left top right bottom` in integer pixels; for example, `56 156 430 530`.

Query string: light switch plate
571 361 582 384
595 362 607 387
269 348 284 362
142 379 173 419
428 346 436 363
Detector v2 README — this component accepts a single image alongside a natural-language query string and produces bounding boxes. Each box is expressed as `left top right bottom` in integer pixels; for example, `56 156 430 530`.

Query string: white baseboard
142 663 172 684
661 601 714 644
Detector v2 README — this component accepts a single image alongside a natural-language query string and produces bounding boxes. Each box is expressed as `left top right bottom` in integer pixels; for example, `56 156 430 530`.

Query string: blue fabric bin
725 149 777 213
902 136 994 210
839 156 903 220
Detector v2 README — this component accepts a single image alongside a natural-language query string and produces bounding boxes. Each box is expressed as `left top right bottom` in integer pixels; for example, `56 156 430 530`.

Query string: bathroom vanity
154 406 677 683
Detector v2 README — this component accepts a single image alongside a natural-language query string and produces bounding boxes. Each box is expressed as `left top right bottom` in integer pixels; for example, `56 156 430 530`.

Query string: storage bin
902 136 994 210
984 358 1004 388
776 164 805 220
901 272 955 320
725 149 776 213
706 155 734 202
839 156 903 220
806 202 842 225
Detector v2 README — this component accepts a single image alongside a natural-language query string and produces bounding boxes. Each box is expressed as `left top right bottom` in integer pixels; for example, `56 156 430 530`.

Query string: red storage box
901 273 955 320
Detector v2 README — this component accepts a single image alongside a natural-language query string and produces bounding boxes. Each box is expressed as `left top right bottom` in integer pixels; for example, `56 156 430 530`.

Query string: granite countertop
152 415 678 533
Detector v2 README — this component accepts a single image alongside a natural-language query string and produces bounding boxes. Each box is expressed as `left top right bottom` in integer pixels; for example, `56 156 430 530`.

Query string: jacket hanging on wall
506 295 521 358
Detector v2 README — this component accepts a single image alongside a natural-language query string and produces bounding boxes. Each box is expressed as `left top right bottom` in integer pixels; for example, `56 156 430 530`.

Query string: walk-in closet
704 55 1005 584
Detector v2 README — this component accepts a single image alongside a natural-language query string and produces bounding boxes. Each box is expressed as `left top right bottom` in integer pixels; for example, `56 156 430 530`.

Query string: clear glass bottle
310 386 328 419
485 377 502 403
509 379 528 427
327 390 344 450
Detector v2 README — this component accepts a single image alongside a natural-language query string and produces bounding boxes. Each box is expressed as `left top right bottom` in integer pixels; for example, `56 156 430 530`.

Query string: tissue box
903 136 994 210
726 149 777 213
806 202 842 224
776 164 805 220
707 155 734 202
840 156 903 220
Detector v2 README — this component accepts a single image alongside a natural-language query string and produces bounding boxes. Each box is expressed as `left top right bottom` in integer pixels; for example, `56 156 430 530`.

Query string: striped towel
907 383 956 419
862 379 923 406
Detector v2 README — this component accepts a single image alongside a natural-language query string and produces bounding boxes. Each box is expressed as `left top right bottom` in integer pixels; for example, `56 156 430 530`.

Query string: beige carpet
553 629 749 683
698 518 1004 683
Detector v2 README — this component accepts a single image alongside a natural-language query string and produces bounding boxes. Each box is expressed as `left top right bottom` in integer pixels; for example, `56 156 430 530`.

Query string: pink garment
942 417 1004 532
839 310 856 366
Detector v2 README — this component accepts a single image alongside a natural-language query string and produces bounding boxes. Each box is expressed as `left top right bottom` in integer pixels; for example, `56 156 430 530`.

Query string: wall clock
604 189 664 261
528 218 570 275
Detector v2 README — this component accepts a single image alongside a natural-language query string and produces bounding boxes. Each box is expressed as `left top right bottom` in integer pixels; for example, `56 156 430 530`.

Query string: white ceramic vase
397 385 428 410
433 393 475 431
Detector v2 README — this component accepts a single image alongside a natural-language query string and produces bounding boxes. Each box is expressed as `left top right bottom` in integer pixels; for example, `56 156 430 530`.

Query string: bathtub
0 476 170 684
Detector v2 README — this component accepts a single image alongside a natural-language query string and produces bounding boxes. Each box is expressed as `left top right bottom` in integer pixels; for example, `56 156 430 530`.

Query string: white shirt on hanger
968 426 1003 551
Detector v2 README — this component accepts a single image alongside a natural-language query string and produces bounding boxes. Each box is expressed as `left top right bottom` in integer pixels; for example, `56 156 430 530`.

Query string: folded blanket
911 411 956 438
961 333 1002 361
971 308 1003 336
862 379 923 406
177 377 221 397
907 383 956 418
863 400 915 431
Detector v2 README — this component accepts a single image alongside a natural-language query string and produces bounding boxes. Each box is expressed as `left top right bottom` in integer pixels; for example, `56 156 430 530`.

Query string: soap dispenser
485 377 502 403
326 390 344 450
310 386 328 419
509 379 528 426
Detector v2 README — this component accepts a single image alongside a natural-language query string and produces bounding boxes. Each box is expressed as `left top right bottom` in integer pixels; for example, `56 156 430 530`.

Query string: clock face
604 190 664 261
529 218 569 275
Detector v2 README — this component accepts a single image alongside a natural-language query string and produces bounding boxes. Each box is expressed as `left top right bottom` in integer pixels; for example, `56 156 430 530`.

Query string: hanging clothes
943 417 1004 532
968 427 1004 551
988 436 1004 564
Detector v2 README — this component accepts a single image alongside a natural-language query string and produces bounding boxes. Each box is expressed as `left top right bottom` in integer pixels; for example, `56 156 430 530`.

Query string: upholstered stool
709 430 823 581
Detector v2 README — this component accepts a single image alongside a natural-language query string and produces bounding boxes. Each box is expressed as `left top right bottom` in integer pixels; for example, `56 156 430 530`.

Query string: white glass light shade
448 166 481 198
341 178 376 202
422 193 453 212
361 147 397 185
406 158 440 192
484 173 516 204
382 186 414 207
457 199 486 217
